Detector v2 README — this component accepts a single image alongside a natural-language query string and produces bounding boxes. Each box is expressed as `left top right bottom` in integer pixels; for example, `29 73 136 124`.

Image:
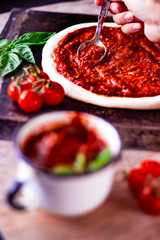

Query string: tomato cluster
7 65 64 112
126 160 160 215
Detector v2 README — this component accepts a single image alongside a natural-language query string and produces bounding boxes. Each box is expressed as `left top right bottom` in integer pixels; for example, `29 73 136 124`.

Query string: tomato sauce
79 44 105 63
22 114 107 171
54 26 160 97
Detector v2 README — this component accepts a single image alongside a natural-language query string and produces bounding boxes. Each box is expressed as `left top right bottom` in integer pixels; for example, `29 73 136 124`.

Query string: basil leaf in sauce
52 165 73 175
73 153 86 173
88 148 112 172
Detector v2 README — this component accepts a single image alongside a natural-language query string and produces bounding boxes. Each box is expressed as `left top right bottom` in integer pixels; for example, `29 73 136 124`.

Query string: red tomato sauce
54 26 160 97
22 114 107 170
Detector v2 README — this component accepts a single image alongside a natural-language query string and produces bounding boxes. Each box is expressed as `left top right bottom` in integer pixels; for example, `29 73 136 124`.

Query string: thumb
144 23 160 43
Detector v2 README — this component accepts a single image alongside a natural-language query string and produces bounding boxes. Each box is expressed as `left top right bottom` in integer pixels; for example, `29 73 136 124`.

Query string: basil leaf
0 50 8 68
0 39 10 48
11 32 56 46
52 165 73 175
73 153 86 173
0 32 56 77
0 51 22 77
11 44 35 64
88 148 112 172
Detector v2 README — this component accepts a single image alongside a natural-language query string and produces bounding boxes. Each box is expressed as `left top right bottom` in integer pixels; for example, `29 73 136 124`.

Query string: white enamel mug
7 111 121 217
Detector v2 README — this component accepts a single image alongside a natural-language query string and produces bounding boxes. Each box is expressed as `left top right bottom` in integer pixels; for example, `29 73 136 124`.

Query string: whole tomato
26 73 40 88
39 70 49 80
127 168 148 195
8 80 31 101
7 81 20 101
41 82 64 105
18 89 43 112
138 186 160 215
26 70 49 87
141 160 160 178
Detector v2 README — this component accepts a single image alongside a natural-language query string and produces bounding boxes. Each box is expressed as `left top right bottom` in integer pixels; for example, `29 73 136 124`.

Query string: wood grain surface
0 140 160 240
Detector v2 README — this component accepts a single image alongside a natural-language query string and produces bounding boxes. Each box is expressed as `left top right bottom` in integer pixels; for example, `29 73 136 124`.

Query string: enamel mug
7 111 121 217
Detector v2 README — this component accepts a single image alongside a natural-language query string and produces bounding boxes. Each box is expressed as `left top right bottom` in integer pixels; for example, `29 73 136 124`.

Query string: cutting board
1 8 160 150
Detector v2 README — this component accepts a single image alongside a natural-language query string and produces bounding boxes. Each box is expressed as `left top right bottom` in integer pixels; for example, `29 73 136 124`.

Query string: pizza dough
42 22 160 109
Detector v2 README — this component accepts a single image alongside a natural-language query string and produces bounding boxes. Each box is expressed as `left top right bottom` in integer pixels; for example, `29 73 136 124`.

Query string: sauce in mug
22 114 111 174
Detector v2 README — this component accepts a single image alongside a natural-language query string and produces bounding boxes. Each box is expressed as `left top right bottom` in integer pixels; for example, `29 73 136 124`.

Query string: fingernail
124 12 134 22
132 23 141 31
112 4 119 13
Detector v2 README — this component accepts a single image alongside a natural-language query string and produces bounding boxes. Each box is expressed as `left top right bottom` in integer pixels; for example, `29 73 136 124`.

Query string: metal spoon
77 0 110 64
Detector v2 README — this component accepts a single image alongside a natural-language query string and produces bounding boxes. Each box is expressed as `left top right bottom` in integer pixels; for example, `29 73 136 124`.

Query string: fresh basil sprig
0 32 56 77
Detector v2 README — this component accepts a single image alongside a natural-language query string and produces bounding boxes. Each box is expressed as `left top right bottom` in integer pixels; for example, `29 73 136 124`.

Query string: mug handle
6 181 26 210
6 161 36 210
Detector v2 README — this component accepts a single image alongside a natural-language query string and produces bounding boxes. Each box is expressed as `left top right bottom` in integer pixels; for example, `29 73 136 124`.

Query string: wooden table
0 1 160 239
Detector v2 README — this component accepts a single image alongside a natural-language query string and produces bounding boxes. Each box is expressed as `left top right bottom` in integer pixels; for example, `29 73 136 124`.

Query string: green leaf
88 148 112 172
73 153 86 173
52 165 73 175
0 32 56 77
11 32 56 46
0 39 10 48
0 51 22 77
0 50 8 68
11 44 35 64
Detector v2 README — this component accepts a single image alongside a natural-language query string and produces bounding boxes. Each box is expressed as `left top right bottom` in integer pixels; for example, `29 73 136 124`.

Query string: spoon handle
95 0 110 38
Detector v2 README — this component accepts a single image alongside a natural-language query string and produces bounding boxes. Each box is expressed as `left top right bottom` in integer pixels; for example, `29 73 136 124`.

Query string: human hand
94 0 160 43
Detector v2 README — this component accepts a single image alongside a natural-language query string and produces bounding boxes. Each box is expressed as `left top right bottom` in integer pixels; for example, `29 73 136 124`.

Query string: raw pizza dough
42 22 160 110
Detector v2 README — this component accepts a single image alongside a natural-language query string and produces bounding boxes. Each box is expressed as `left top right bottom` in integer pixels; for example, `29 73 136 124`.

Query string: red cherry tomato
141 160 160 177
21 79 33 91
41 82 64 105
8 79 33 101
7 81 20 101
127 168 148 195
26 73 38 86
138 186 160 215
18 89 43 112
39 70 49 80
26 71 49 87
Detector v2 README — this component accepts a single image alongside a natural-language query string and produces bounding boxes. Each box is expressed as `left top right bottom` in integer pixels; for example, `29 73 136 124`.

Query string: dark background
1 0 78 13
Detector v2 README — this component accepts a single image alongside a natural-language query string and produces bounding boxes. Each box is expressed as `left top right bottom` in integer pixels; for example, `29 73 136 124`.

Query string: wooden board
1 141 160 240
1 8 160 150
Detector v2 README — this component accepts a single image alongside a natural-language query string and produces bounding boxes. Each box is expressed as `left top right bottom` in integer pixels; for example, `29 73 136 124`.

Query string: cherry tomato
39 70 49 80
138 186 160 215
141 160 160 177
18 89 43 112
127 168 148 195
7 81 20 101
8 79 33 101
41 82 64 105
26 73 38 86
26 71 49 87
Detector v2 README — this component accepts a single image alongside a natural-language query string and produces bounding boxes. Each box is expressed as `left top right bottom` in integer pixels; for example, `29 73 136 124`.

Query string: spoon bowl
77 36 107 64
77 0 110 65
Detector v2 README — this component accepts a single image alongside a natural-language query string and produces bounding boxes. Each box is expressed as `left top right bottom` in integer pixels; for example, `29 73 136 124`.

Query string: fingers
95 0 124 7
144 24 160 43
94 0 104 6
110 1 128 13
121 22 142 34
111 10 142 34
113 11 134 25
110 2 122 13
94 0 142 36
